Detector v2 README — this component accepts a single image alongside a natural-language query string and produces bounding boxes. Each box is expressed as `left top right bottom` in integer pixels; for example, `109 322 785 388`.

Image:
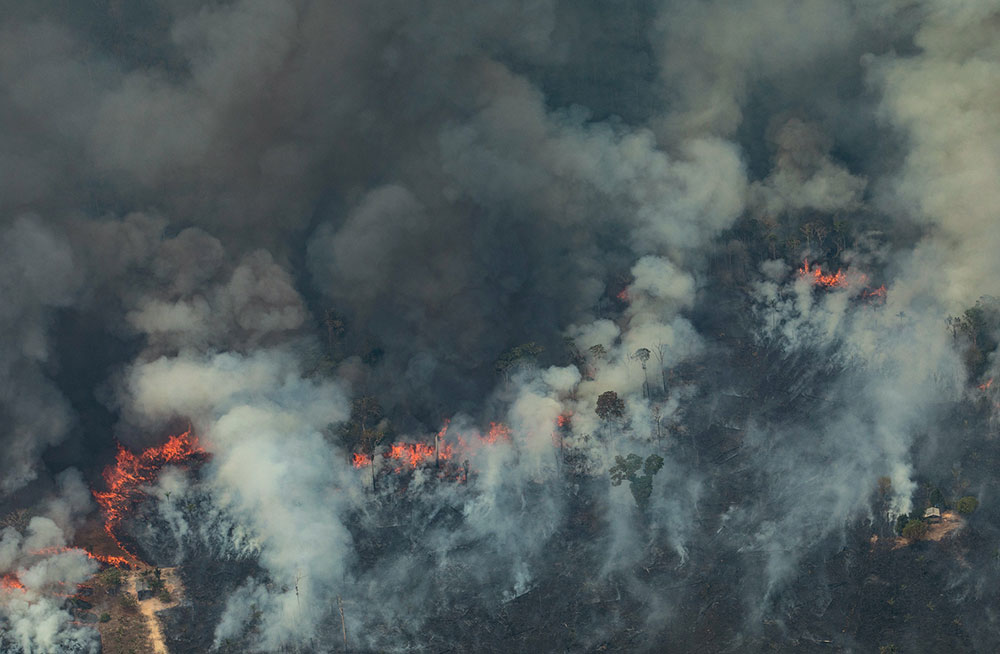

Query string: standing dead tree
633 348 651 398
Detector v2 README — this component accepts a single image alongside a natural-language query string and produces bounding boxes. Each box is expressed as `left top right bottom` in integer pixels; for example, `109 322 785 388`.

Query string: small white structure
923 507 942 523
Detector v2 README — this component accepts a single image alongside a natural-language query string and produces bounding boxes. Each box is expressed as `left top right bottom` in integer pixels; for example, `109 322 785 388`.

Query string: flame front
1 574 25 592
387 442 437 468
351 421 512 477
798 259 847 288
797 259 888 302
92 430 206 563
484 422 512 444
862 284 887 300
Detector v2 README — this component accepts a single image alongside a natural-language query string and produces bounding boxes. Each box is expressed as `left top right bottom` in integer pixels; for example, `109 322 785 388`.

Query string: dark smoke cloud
0 217 80 493
1 0 1000 651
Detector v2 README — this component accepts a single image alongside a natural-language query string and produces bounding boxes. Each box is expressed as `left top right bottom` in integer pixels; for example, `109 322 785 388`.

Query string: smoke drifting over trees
2 1 1000 652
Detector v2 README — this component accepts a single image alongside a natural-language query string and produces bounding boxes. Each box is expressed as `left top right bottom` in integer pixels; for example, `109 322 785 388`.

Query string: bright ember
387 442 437 468
351 421 512 473
0 574 24 592
797 259 847 288
484 422 512 444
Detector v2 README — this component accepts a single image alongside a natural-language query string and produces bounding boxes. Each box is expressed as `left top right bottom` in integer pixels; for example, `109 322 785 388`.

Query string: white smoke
120 346 355 649
0 482 100 654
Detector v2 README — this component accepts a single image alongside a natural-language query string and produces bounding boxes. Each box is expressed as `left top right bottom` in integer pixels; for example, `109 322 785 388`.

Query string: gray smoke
0 472 100 653
0 0 999 651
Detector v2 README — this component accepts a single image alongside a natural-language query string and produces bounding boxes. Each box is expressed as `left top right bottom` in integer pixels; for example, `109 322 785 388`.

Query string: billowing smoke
0 217 80 493
0 471 99 653
2 1 1000 652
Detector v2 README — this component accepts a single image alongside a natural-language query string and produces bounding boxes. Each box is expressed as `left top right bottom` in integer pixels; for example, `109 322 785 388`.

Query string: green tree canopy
630 475 653 510
901 519 928 540
609 454 643 486
957 496 979 514
644 454 664 476
596 390 625 421
495 342 544 377
609 453 665 510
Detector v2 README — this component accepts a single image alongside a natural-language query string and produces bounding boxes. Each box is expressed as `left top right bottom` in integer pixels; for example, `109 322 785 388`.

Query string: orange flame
863 284 886 298
351 421 512 477
436 419 450 442
86 551 132 568
1 574 25 592
31 542 132 570
484 422 512 444
798 259 847 288
556 413 572 428
387 442 436 467
979 378 994 392
92 430 206 562
797 259 888 301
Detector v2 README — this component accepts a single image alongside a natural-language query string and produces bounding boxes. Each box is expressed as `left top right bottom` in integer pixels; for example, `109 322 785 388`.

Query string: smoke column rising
1 1 1000 651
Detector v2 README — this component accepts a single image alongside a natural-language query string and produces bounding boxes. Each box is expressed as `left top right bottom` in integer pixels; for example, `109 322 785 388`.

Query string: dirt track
129 568 183 654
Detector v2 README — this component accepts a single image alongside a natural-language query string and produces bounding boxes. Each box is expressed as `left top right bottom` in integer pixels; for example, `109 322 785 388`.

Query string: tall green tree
957 496 979 514
496 342 544 383
596 391 625 422
610 453 665 510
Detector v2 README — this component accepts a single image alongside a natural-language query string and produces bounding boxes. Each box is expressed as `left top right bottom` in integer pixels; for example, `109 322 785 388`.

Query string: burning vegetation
798 259 848 288
0 435 208 651
7 2 1000 653
796 259 887 303
0 574 25 592
92 431 208 563
350 420 514 480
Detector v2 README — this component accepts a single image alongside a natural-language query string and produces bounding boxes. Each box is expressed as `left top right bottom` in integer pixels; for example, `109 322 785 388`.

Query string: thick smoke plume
2 1 1000 652
0 471 99 653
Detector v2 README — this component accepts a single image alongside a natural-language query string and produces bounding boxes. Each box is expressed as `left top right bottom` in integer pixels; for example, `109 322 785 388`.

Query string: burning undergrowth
92 431 209 564
132 446 695 653
0 433 212 653
85 348 704 651
0 472 101 653
349 420 515 484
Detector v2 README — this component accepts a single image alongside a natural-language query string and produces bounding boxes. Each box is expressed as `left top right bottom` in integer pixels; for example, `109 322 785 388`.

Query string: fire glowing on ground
797 259 886 302
24 544 131 570
1 539 126 597
1 574 25 591
92 430 207 563
798 259 847 288
351 421 515 472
